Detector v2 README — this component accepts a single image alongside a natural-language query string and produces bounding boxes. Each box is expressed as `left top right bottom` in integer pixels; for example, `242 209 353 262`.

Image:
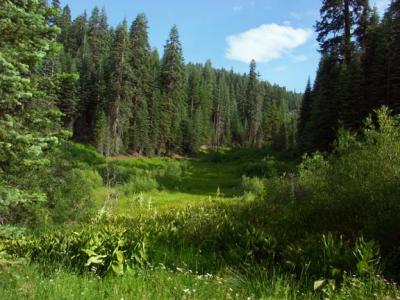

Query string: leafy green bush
241 176 265 198
163 161 186 180
244 156 291 178
120 173 159 195
264 107 400 276
46 169 99 224
61 142 105 168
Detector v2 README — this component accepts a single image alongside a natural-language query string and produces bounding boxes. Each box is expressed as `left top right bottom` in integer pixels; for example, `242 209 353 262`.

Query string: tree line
49 2 301 156
298 0 400 153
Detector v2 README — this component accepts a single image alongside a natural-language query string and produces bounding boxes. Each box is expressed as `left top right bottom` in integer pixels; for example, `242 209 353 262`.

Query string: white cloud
283 20 291 26
372 0 391 14
225 23 312 64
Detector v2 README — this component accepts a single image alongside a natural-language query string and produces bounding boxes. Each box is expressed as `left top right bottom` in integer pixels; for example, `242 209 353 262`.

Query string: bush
61 142 105 168
46 169 99 224
241 176 265 198
120 173 159 195
265 107 400 276
244 156 290 178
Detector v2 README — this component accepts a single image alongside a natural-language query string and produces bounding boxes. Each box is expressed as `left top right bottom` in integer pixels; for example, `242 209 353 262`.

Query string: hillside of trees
49 3 301 156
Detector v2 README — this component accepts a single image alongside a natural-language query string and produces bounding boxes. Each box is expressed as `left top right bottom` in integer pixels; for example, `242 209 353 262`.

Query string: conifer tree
57 5 72 48
341 55 365 129
297 79 313 152
199 60 216 145
147 49 161 154
387 0 400 111
160 25 185 153
316 0 371 64
309 55 345 151
106 20 134 155
0 0 63 222
246 60 263 146
128 14 151 154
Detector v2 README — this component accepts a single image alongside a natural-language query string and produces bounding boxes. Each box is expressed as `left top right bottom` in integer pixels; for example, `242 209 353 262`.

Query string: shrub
61 142 105 168
120 173 159 195
265 107 400 275
244 156 290 178
46 169 98 224
162 161 186 181
241 176 265 198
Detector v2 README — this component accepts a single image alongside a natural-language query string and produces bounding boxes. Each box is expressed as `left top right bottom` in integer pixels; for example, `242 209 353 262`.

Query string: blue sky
61 0 391 92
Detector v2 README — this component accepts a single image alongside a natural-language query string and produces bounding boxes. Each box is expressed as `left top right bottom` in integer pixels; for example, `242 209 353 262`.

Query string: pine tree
0 0 63 223
316 0 371 64
184 65 203 152
106 20 134 155
128 14 151 154
88 7 109 146
159 25 185 153
387 0 400 112
147 49 161 154
212 72 231 149
69 11 88 54
309 55 345 151
341 55 365 129
362 8 387 114
55 72 80 130
297 79 313 152
199 60 215 145
246 60 263 146
57 5 72 48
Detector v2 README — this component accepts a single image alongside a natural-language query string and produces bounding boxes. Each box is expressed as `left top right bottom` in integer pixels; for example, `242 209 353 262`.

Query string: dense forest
1 0 400 299
48 3 301 156
298 0 400 152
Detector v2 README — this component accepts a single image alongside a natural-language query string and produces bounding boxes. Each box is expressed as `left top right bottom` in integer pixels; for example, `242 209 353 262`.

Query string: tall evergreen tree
106 20 134 155
199 60 216 145
246 60 263 146
0 0 63 223
316 0 371 64
128 14 151 154
147 49 161 154
159 25 185 153
297 79 313 152
309 55 346 151
387 0 400 112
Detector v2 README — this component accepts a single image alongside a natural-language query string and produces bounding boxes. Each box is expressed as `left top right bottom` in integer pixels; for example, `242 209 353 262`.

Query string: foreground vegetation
1 109 400 299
